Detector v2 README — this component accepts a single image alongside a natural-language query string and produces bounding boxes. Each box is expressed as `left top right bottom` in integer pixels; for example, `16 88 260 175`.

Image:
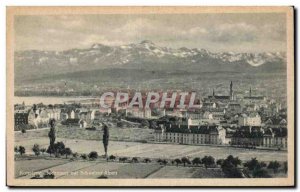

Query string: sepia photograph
6 6 294 187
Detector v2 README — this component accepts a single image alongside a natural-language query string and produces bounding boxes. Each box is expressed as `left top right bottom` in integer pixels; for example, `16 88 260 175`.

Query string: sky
14 13 287 53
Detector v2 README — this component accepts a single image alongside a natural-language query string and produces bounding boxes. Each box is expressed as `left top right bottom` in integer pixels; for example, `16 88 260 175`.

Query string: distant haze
14 13 286 53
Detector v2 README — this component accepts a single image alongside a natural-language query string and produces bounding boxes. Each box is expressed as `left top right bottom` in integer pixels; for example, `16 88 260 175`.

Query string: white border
1 0 298 192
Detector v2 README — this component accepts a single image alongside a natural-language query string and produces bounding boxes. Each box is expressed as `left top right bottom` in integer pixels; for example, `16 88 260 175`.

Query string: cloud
79 34 125 47
208 23 258 42
14 14 287 52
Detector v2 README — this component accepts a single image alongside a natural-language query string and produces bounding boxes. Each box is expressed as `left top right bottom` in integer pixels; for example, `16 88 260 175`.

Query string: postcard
6 6 294 187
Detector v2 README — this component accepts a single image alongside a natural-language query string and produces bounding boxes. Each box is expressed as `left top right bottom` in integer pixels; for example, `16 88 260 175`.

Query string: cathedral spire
250 87 252 97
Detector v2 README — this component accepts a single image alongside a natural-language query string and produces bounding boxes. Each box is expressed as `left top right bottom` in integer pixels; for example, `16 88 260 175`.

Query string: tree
46 146 55 157
162 159 168 166
243 158 261 171
181 157 191 167
252 168 271 178
109 155 116 161
141 120 149 128
131 157 139 163
220 156 243 178
268 161 281 173
119 157 127 163
48 119 56 150
63 148 72 159
283 161 288 174
144 158 151 163
21 128 26 134
80 154 87 160
32 144 40 156
192 157 202 166
14 146 19 155
174 159 182 167
72 152 78 158
40 148 46 155
116 121 123 128
53 142 65 157
43 170 55 179
225 155 241 167
88 151 98 160
98 175 108 179
102 125 109 157
201 156 215 169
149 120 157 129
18 146 25 156
216 159 224 166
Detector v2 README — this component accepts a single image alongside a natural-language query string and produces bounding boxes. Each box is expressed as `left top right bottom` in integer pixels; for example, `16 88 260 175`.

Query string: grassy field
56 125 154 142
15 125 155 142
15 157 69 178
15 136 287 162
147 166 226 178
14 128 288 179
15 156 225 179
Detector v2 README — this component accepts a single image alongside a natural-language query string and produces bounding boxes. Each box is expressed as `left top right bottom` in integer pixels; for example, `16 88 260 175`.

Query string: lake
14 96 98 105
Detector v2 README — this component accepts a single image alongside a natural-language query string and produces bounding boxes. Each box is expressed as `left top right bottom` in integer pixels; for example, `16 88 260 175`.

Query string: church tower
249 87 252 97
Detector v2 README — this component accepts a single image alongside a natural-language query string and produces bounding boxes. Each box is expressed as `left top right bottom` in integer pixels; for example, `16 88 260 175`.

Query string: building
244 87 266 102
238 113 261 126
227 102 241 113
207 81 235 102
34 109 50 128
126 107 151 118
263 127 287 149
14 110 29 126
154 124 226 145
47 108 61 120
231 126 264 147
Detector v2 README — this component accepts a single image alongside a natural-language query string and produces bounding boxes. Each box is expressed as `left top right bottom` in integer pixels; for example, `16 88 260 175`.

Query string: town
14 81 287 150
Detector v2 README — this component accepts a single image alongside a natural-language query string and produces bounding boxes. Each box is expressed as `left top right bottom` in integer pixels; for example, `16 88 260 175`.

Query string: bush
267 161 281 173
54 142 65 156
131 157 139 163
284 161 288 173
85 127 96 131
63 148 72 158
32 144 40 156
109 155 116 161
21 128 26 134
162 159 168 165
116 121 124 128
174 159 182 166
40 148 46 155
243 158 261 171
46 146 55 156
72 152 79 158
144 158 151 163
14 146 19 154
252 168 271 178
141 120 150 128
98 175 108 179
80 154 87 160
43 170 55 179
192 157 202 166
119 157 128 163
18 146 26 156
88 151 98 160
181 157 191 167
201 156 215 169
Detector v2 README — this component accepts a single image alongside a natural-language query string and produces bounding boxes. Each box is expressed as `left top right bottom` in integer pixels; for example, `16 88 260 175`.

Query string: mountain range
15 40 286 83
